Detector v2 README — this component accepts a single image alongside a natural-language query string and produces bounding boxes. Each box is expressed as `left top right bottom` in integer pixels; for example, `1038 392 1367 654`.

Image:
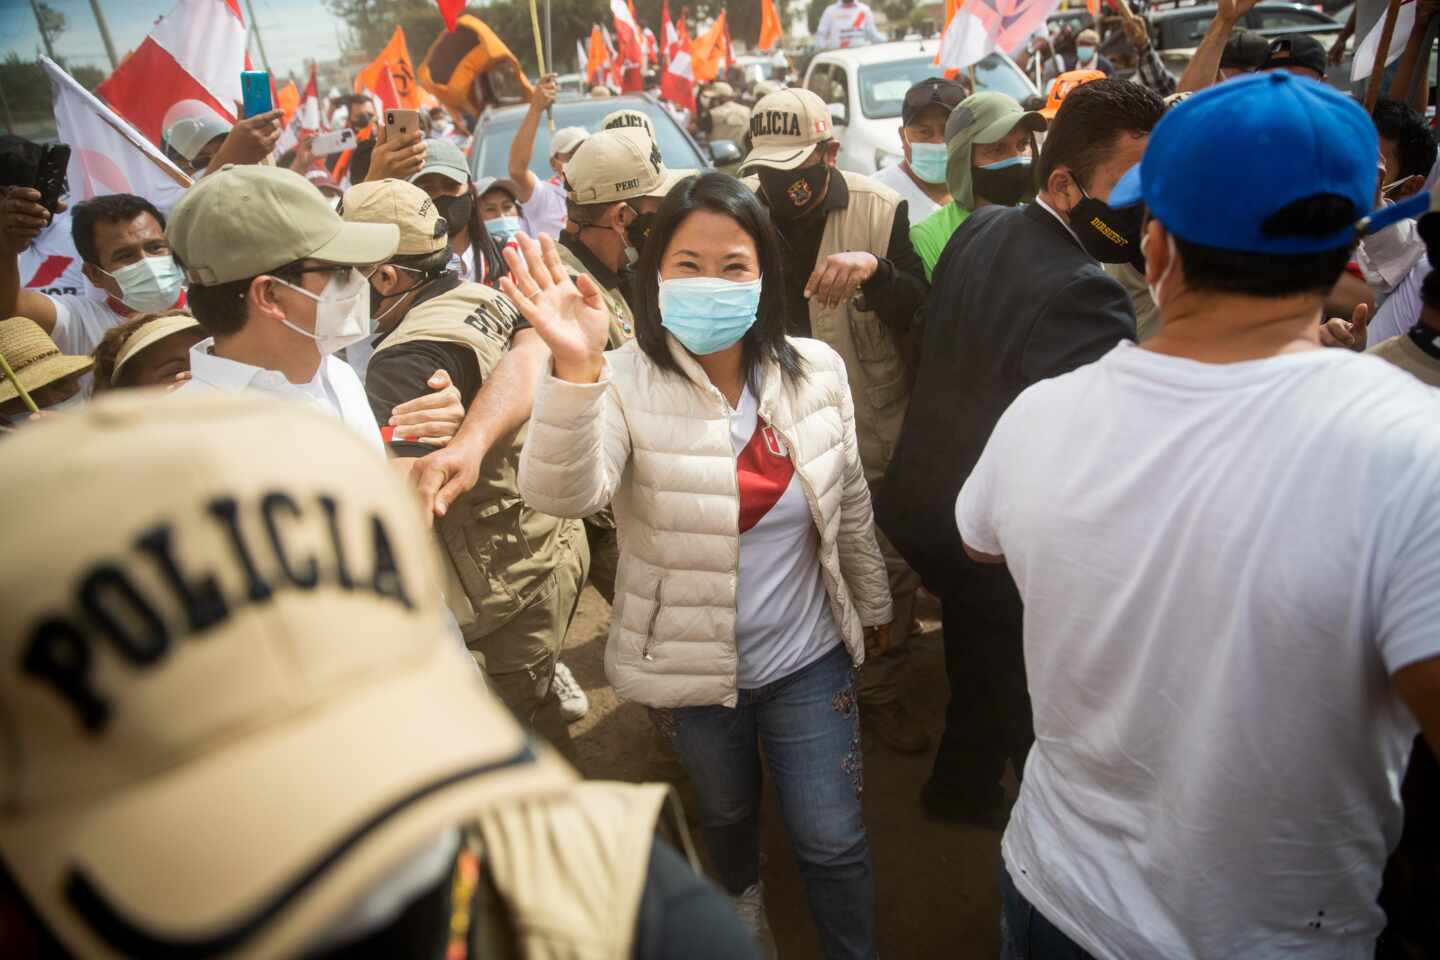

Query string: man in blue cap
956 71 1440 957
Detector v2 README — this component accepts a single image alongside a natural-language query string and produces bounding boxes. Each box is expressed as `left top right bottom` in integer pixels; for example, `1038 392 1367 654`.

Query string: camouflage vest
373 281 583 640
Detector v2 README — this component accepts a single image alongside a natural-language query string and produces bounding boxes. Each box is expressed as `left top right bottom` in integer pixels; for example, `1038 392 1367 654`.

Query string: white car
801 40 1040 175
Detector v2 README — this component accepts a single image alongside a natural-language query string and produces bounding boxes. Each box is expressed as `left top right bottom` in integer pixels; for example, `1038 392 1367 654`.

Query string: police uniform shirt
363 273 530 458
557 229 637 312
178 338 385 454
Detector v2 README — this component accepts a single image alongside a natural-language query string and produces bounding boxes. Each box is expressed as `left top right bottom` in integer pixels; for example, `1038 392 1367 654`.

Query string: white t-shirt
520 178 567 240
1369 253 1428 347
729 384 842 688
814 0 885 49
870 163 942 224
49 293 127 358
956 342 1440 960
178 338 385 455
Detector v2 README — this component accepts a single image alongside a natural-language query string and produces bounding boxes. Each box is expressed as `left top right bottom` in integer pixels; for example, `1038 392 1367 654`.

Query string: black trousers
928 558 1033 801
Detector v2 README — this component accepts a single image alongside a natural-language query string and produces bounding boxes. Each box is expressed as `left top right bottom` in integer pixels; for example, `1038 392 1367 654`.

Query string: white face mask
272 268 372 356
1141 232 1179 313
102 254 185 313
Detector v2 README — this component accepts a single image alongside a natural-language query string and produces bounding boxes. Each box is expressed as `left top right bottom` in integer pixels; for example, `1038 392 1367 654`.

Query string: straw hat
110 313 202 386
0 316 93 405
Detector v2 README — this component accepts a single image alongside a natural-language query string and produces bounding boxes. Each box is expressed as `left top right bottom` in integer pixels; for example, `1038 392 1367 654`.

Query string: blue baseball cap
1109 71 1377 254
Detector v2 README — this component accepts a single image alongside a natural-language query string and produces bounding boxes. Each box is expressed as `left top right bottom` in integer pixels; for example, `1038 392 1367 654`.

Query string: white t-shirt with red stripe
729 384 842 689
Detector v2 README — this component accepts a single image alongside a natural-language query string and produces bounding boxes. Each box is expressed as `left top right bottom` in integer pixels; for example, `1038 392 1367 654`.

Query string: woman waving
508 173 892 960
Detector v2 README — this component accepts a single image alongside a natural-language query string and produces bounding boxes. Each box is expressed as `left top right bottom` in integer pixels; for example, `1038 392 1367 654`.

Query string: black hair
1172 195 1356 298
0 134 42 188
178 258 305 337
1039 78 1165 188
632 172 805 388
564 197 621 228
1372 98 1437 182
392 247 453 277
70 194 166 267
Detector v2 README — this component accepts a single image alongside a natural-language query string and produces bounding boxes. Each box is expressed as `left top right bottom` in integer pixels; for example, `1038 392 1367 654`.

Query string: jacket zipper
642 578 666 660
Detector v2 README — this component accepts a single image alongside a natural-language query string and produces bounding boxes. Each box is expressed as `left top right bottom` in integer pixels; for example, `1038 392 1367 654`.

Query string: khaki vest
373 282 584 641
557 240 636 350
708 101 751 148
748 170 910 481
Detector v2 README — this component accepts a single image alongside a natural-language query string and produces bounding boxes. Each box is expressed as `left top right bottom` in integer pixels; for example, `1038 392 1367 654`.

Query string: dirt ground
558 588 1005 959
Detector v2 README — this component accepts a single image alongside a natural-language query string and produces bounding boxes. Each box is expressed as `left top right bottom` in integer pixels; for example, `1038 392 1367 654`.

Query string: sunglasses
903 79 968 117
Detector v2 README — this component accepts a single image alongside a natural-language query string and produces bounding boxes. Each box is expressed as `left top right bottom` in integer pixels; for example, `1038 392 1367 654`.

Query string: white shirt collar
187 338 329 402
1034 195 1081 244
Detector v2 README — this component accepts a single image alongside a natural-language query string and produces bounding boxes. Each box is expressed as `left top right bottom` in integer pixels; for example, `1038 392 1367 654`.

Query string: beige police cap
168 165 399 285
601 108 655 141
741 87 834 173
565 128 685 204
341 178 448 257
0 391 575 960
549 125 590 158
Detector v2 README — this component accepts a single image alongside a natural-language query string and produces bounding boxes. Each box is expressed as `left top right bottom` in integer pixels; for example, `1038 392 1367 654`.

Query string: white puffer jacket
519 334 893 708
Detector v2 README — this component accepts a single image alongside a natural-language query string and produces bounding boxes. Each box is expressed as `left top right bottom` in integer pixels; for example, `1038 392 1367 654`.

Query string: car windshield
470 99 707 180
857 53 1031 119
1160 13 1218 49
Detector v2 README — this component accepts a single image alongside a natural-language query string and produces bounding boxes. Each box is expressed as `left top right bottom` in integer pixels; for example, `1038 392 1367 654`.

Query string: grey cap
411 138 469 186
163 115 232 162
944 92 1046 210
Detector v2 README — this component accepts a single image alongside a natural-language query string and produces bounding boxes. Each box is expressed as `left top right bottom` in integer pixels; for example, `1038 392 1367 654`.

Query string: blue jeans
1000 862 1095 960
653 645 875 960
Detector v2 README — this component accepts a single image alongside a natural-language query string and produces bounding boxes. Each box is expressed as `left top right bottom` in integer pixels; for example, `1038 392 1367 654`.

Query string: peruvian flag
96 0 248 150
42 57 192 212
276 63 325 159
936 0 1060 71
612 0 645 66
660 1 695 110
643 27 659 66
603 25 624 89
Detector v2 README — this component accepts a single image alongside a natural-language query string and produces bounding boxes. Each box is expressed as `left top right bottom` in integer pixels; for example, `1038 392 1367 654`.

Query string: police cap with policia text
741 88 834 172
0 391 574 959
341 178 450 257
563 128 690 204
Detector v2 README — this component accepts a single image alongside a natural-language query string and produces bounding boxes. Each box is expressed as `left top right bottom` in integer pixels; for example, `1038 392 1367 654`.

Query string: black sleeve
364 340 482 458
1021 271 1136 384
860 199 931 336
631 840 762 960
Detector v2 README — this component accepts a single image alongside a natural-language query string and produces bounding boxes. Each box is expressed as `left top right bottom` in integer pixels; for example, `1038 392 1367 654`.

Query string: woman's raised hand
500 232 611 383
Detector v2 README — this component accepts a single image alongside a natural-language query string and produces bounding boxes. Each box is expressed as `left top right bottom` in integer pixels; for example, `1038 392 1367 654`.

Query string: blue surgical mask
658 276 763 356
977 155 1031 171
1076 45 1096 63
908 141 948 185
485 215 522 243
103 254 184 313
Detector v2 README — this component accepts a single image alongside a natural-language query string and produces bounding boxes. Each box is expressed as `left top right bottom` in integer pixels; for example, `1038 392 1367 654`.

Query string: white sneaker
552 661 589 723
732 882 778 958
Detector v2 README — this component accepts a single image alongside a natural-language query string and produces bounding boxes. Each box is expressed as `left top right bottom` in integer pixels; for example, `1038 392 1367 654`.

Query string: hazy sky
0 0 346 80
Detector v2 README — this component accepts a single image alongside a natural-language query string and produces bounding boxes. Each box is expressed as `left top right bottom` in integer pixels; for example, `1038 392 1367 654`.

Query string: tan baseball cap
0 391 575 960
601 108 655 141
708 81 735 99
741 88 834 172
167 165 399 285
564 128 687 204
341 178 448 257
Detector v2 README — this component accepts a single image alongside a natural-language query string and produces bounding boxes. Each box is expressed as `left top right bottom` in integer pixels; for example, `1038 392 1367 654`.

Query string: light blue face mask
485 216 522 243
658 275 763 356
908 141 948 185
1076 45 1096 63
977 155 1032 171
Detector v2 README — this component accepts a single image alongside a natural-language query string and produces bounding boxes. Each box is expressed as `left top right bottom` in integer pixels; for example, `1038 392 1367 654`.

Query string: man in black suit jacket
877 79 1165 828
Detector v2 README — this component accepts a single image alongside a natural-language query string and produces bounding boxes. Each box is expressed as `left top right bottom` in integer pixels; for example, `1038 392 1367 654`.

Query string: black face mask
623 204 656 254
1071 186 1146 271
970 162 1033 208
351 115 373 133
759 164 829 220
432 192 474 238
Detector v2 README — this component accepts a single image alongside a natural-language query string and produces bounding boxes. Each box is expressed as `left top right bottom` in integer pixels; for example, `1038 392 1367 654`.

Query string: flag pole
1364 0 1404 111
87 0 119 71
528 0 555 131
0 349 38 415
243 0 275 74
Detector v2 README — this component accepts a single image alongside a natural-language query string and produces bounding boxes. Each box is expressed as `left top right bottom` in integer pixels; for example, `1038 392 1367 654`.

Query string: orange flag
690 11 729 82
275 80 300 126
355 26 420 110
586 25 608 84
759 0 783 51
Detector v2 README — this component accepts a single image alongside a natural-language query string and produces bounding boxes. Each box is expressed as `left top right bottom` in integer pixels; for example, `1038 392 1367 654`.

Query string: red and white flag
660 1 695 109
276 63 325 159
96 0 249 150
42 56 192 212
612 0 645 66
643 27 660 66
1352 0 1416 81
936 0 1060 71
